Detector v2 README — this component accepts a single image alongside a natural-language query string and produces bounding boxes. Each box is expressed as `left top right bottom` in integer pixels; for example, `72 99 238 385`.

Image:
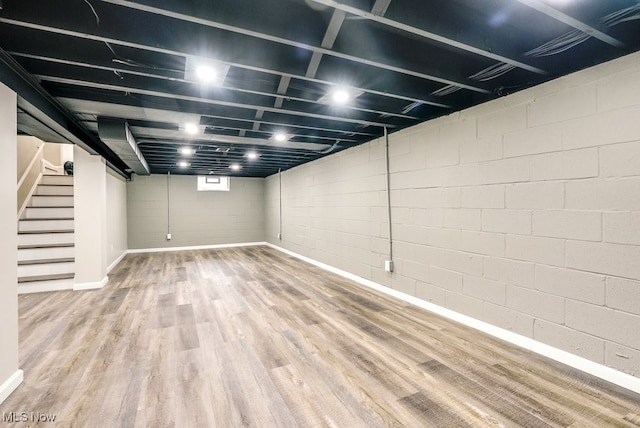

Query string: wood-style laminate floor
2 246 639 427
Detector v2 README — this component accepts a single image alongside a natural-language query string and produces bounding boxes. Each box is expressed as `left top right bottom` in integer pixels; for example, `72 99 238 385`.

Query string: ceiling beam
0 18 450 109
39 75 397 129
309 0 547 75
64 98 378 138
132 128 332 151
96 0 489 93
515 0 624 48
0 47 130 176
17 51 418 120
132 123 361 144
306 9 346 78
371 0 392 17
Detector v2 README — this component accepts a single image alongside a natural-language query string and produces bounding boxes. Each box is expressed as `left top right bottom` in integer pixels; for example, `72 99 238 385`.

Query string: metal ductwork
98 117 150 175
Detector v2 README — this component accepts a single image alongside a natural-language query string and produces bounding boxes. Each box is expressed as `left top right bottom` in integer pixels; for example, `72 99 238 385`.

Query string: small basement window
197 175 230 191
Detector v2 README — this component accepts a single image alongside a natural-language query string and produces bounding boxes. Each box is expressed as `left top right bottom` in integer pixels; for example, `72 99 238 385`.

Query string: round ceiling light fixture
195 65 217 83
273 132 288 142
184 123 199 134
332 89 350 104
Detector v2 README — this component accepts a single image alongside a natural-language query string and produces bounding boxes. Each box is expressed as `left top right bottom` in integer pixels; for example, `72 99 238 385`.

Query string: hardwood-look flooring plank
1 246 639 427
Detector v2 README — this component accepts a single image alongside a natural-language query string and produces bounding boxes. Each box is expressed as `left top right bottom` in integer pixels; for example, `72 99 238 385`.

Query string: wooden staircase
18 174 75 293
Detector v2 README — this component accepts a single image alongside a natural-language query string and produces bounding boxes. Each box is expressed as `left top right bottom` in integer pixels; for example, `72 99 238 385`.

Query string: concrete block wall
266 142 388 279
266 51 640 378
128 175 264 249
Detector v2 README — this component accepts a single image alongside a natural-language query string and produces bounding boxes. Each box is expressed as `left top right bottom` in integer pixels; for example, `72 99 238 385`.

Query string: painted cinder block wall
127 175 265 249
266 51 640 377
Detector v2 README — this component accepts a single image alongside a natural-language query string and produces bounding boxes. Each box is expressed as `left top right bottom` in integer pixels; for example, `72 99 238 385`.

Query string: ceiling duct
98 117 150 175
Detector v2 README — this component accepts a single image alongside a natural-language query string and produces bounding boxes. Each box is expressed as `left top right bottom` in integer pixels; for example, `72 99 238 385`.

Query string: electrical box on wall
384 260 394 272
166 233 172 240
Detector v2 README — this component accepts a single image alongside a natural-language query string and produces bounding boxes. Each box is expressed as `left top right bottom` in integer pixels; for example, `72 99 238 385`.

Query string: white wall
74 146 108 288
106 169 127 271
127 175 264 249
266 51 640 378
0 83 22 403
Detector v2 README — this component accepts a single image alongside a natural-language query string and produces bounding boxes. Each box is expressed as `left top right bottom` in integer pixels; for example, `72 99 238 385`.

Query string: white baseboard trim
0 369 23 405
107 250 128 274
73 276 108 291
127 241 266 254
266 242 640 395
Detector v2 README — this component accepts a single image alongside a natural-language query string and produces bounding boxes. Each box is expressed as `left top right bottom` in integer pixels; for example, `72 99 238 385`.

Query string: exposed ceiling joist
306 9 346 78
0 18 450 109
95 0 490 93
371 0 392 17
130 128 332 151
40 75 397 129
309 0 547 75
0 46 130 176
66 98 378 139
515 0 624 48
18 52 418 120
3 0 638 178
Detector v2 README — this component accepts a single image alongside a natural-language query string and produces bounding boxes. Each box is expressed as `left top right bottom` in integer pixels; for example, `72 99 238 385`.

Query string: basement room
1 0 640 426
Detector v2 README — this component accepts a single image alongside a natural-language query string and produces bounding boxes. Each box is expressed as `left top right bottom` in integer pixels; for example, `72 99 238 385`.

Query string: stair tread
19 229 74 235
38 182 73 186
18 243 75 250
18 273 75 283
20 217 74 221
18 257 75 266
26 206 74 209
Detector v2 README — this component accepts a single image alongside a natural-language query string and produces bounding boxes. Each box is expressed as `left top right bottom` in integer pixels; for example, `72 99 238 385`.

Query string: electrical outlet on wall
384 260 394 272
277 233 282 240
167 233 172 240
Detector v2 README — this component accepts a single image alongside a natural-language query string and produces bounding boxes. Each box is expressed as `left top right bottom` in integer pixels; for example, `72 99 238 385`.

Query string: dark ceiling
2 0 640 178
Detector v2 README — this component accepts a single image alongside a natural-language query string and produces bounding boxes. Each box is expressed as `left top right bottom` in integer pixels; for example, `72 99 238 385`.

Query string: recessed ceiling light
177 161 190 168
230 163 241 171
273 132 288 142
184 123 199 134
318 87 363 105
184 56 230 86
246 151 259 160
178 147 196 156
332 89 350 104
195 65 217 82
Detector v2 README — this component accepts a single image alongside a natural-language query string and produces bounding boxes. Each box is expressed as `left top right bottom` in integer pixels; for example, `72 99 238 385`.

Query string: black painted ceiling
2 0 640 177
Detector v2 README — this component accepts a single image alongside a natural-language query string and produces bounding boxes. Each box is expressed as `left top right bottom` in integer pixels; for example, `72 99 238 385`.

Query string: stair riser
30 196 74 207
41 175 73 186
18 233 75 246
18 247 75 262
18 278 74 294
18 219 74 232
18 262 75 277
24 207 74 219
36 186 74 196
